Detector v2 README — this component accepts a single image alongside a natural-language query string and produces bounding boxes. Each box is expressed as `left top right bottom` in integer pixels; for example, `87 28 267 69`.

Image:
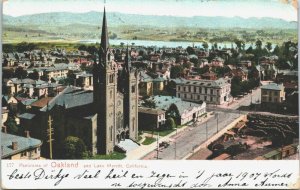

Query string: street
138 87 262 160
142 111 240 160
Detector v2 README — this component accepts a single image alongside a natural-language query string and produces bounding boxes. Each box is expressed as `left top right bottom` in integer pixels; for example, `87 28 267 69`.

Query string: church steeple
100 7 109 55
124 45 131 73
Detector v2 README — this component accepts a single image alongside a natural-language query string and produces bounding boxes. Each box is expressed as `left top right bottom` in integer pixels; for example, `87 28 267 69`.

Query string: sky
3 0 298 21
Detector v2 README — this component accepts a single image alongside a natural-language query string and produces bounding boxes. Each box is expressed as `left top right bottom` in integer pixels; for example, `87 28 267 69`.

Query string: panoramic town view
1 0 298 160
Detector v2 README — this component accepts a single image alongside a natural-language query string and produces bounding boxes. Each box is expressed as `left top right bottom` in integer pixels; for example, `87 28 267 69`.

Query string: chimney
12 142 18 150
25 130 30 138
2 126 7 133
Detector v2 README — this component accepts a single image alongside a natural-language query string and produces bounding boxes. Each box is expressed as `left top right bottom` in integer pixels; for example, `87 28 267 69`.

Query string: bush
164 117 176 130
62 136 87 159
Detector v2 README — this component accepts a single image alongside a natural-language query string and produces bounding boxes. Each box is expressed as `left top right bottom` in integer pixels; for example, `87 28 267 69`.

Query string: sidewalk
125 113 213 160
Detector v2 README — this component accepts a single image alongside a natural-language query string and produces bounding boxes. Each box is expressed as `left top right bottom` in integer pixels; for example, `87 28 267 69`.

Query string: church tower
123 46 139 141
93 7 117 154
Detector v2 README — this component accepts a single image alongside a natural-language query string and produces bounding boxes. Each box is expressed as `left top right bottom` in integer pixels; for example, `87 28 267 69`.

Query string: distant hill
3 11 297 29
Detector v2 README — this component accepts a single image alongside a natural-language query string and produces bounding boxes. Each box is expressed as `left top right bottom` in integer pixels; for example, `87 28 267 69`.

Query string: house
201 71 217 80
1 131 42 160
138 107 166 130
75 72 93 88
231 67 248 81
238 60 252 67
149 96 207 125
210 57 224 67
261 83 285 104
176 78 231 105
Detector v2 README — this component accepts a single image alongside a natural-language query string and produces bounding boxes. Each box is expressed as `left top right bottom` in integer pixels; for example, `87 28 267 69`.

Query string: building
261 83 285 104
138 107 166 130
1 131 42 160
149 96 206 125
18 8 139 157
176 78 231 105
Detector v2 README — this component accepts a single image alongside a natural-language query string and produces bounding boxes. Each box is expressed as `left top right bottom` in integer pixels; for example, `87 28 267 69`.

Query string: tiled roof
1 132 42 158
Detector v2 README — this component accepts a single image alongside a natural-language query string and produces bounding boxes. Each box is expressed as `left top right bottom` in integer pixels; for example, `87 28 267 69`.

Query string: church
18 8 139 158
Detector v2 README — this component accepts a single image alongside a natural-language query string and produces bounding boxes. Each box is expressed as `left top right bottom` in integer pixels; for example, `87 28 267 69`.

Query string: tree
230 76 242 97
4 116 18 135
164 117 176 130
255 39 262 50
78 44 87 51
14 67 27 79
3 44 14 53
170 65 184 79
86 45 98 55
166 104 180 121
62 136 87 159
202 42 209 50
186 46 195 55
142 99 156 108
266 42 272 53
28 69 39 80
273 45 280 56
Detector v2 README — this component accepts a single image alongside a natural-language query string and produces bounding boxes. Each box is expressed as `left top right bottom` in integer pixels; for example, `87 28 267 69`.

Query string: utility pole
156 132 159 160
206 121 208 140
216 113 219 133
175 127 177 160
47 114 54 159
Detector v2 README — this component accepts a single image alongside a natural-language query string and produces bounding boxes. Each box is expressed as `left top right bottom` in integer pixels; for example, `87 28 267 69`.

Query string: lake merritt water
79 39 276 49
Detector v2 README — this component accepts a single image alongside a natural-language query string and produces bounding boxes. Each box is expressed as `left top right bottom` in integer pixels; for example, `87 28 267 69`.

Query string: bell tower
123 46 139 141
93 7 117 154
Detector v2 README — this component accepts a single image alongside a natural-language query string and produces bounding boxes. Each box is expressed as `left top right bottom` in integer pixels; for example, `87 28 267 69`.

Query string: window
131 85 136 93
197 95 200 99
269 97 272 101
109 74 114 83
178 93 180 98
210 89 213 94
205 88 207 94
21 152 26 157
210 97 213 102
274 98 277 102
184 87 186 92
204 96 207 101
199 87 202 93
274 91 278 96
184 94 187 98
189 86 191 92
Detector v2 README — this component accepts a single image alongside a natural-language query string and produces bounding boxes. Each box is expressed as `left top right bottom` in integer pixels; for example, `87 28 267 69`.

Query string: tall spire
100 7 109 54
124 45 131 72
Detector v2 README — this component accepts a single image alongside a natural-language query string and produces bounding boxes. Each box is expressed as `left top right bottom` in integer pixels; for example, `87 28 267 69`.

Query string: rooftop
1 132 42 158
261 83 284 91
139 107 165 115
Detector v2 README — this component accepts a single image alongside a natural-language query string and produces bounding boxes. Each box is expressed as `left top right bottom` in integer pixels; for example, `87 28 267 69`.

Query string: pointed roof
124 45 131 72
100 7 109 53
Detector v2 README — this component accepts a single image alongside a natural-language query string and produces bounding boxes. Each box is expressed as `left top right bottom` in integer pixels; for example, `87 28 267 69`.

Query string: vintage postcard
1 0 299 189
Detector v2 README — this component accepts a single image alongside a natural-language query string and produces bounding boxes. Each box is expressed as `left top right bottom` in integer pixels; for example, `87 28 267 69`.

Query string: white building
176 78 231 105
